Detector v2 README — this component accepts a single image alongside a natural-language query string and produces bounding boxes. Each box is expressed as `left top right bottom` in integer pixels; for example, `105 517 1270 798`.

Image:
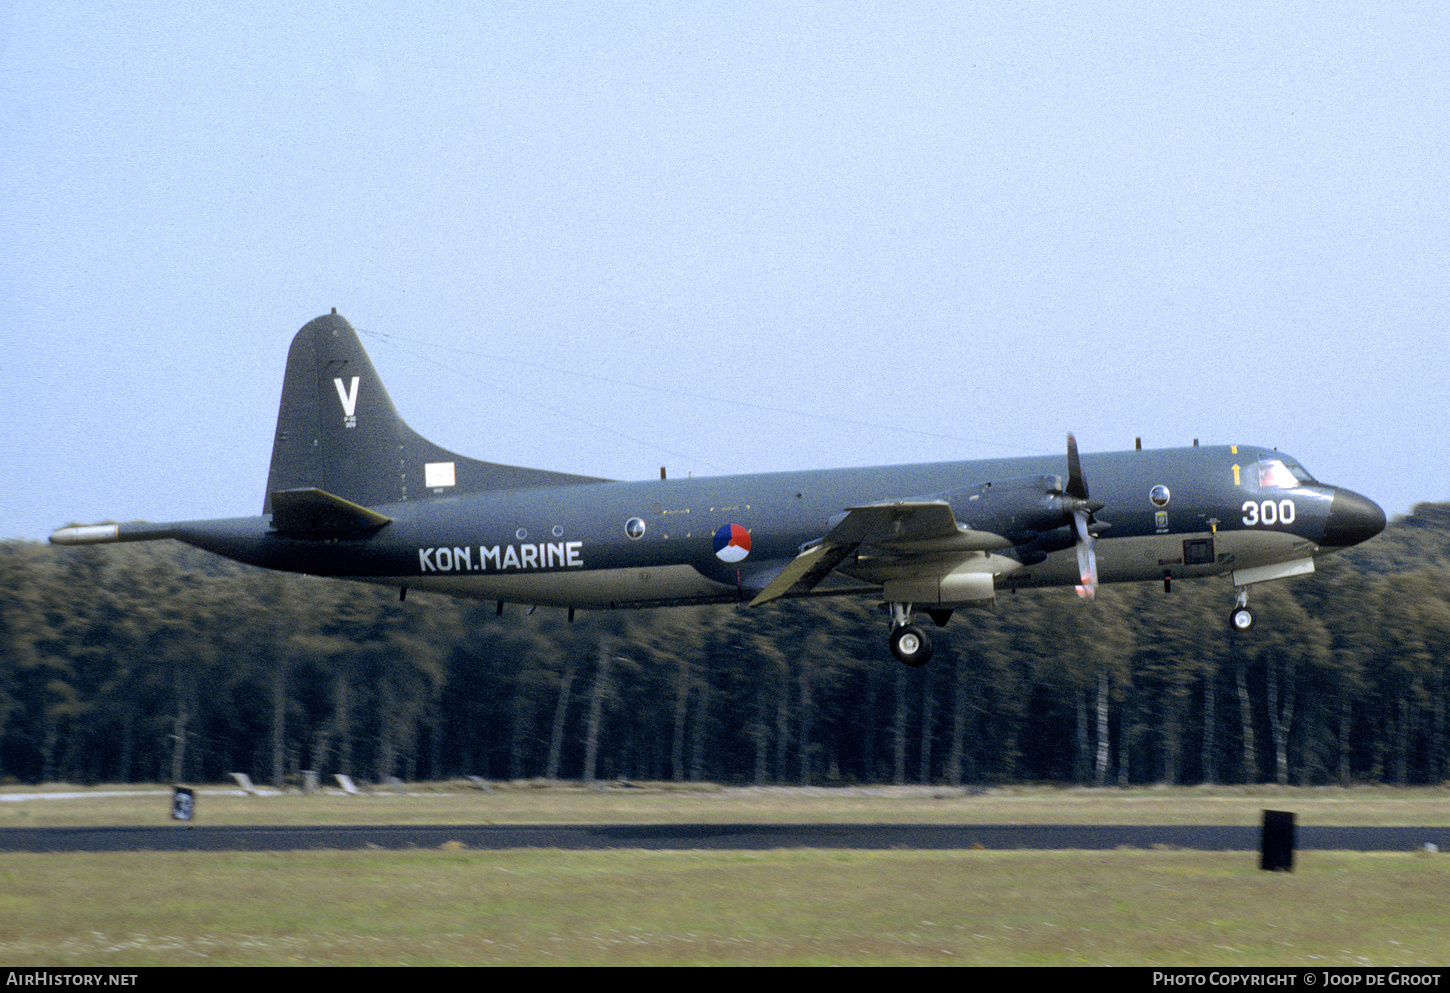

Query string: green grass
1 849 1446 965
3 783 1449 965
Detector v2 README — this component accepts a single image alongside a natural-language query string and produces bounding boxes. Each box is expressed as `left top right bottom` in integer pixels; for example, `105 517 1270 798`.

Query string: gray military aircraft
52 312 1387 665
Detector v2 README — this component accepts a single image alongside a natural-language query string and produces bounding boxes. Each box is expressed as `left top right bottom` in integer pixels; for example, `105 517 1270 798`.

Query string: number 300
1242 500 1296 526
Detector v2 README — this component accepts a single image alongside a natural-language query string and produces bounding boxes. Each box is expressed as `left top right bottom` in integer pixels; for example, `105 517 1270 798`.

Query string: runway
2 822 1447 853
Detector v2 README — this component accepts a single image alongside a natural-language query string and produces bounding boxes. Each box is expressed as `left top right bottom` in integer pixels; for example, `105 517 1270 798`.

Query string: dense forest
3 504 1449 788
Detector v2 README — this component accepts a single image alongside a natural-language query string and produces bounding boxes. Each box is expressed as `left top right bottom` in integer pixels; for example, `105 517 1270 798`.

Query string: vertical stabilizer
262 313 607 513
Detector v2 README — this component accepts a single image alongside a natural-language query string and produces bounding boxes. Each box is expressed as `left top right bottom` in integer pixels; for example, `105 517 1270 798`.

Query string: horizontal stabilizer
269 488 392 535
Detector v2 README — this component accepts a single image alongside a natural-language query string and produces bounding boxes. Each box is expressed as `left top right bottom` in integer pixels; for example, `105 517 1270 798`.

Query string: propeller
1065 433 1103 599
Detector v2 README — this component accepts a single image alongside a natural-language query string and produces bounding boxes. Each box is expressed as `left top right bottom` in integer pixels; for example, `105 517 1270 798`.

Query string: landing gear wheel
890 625 934 666
1229 606 1256 634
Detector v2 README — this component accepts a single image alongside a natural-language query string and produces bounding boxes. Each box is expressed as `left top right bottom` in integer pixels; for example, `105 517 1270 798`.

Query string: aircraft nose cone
1321 488 1387 548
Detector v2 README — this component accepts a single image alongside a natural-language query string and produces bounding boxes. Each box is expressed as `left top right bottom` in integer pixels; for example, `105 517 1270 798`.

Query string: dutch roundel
713 524 751 563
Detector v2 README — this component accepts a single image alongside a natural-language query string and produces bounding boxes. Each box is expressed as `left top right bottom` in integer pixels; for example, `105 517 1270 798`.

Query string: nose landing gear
887 602 934 666
1229 587 1255 633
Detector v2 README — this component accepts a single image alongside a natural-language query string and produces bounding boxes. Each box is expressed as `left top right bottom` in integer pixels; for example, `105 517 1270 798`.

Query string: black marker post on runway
1260 809 1294 871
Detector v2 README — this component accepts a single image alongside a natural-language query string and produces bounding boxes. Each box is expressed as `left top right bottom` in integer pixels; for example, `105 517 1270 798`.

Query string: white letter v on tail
333 376 360 422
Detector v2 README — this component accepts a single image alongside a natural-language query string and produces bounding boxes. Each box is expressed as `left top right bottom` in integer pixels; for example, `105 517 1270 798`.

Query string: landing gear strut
1229 587 1255 634
887 602 934 666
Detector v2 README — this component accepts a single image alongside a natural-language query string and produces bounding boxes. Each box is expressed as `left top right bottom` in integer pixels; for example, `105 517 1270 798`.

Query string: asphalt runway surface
2 823 1448 853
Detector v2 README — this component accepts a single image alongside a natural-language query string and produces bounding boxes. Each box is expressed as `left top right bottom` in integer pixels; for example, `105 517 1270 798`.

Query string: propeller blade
1072 507 1098 599
1065 434 1099 598
1066 433 1089 501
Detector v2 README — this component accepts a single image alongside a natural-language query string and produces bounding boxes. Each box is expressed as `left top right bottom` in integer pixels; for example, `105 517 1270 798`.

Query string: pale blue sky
4 2 1446 540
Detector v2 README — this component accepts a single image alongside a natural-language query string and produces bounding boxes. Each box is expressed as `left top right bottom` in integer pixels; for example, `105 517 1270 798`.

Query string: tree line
2 503 1448 787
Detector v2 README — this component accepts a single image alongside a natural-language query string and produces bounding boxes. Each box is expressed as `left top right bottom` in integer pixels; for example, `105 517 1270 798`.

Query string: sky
3 2 1447 541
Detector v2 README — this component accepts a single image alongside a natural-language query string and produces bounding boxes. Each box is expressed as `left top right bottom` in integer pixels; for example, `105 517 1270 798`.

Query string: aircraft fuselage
136 444 1377 610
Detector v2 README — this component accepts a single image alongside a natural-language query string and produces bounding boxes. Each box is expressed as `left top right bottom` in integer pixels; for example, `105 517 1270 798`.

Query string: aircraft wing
747 499 1009 607
822 500 960 546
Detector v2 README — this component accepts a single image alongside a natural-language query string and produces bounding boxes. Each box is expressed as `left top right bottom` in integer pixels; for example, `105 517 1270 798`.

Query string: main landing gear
888 602 934 667
1229 587 1255 634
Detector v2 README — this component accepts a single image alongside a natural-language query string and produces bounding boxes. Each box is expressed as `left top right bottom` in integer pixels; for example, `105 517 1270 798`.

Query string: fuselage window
625 517 646 540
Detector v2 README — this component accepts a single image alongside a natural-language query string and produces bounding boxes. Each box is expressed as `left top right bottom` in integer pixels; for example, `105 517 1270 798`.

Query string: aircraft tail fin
262 312 607 514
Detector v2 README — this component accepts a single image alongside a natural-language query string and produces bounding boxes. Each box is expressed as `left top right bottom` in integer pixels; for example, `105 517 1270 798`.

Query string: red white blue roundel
713 524 751 563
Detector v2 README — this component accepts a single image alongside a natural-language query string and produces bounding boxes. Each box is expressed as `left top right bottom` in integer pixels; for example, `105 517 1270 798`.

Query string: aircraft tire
1229 606 1256 634
890 625 934 666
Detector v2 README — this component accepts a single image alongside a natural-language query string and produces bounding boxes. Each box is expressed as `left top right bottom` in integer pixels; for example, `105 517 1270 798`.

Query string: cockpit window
1280 458 1315 484
1256 459 1309 489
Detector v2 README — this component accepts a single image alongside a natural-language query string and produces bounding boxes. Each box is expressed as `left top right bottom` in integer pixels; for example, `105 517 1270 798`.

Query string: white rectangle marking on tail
425 462 456 488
